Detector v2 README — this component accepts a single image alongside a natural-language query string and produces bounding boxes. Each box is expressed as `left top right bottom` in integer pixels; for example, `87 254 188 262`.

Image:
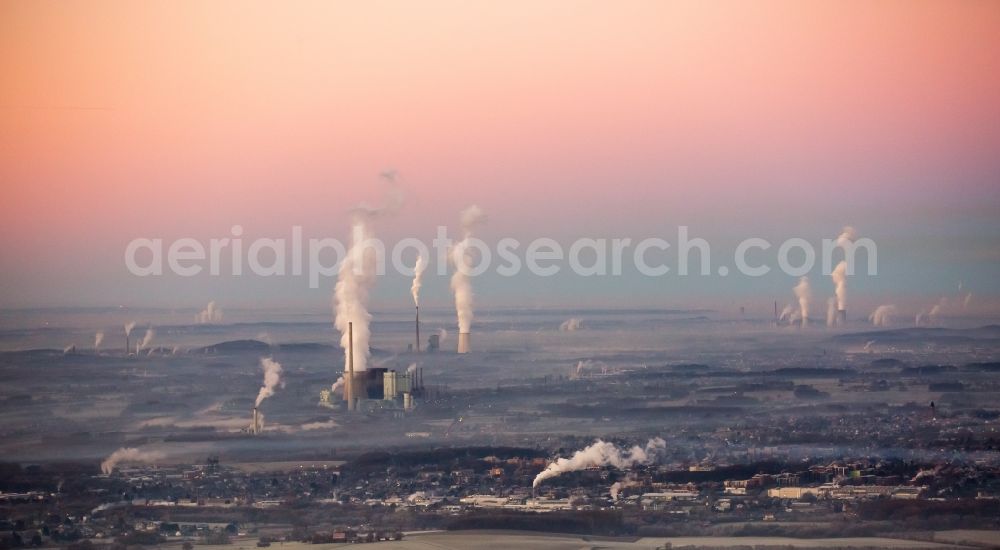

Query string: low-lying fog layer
0 308 998 466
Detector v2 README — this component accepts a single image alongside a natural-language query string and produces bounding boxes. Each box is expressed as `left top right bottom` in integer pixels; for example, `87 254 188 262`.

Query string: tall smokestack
415 306 421 353
251 407 259 435
457 332 471 354
346 321 355 411
837 309 847 325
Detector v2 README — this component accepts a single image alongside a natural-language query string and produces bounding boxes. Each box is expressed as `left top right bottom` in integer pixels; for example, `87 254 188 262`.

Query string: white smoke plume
610 480 638 501
826 297 837 327
778 304 795 324
560 318 583 332
918 298 947 326
869 305 897 327
407 363 418 374
91 502 130 515
451 205 487 334
137 328 155 351
410 255 426 307
863 340 876 352
929 303 943 319
255 358 283 407
438 328 448 343
533 438 667 488
333 174 401 372
124 321 136 337
828 226 857 317
836 226 857 248
793 276 812 327
964 292 972 308
101 447 165 474
330 376 345 394
94 331 104 351
63 345 76 355
196 301 223 324
831 261 848 312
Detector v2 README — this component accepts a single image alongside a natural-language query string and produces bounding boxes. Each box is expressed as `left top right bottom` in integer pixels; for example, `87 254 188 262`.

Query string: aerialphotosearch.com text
124 225 877 288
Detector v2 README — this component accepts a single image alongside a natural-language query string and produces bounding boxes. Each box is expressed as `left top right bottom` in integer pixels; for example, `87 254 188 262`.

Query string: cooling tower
837 309 847 325
457 332 471 354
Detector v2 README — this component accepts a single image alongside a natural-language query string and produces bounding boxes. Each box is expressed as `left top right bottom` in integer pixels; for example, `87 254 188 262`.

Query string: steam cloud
137 328 155 351
533 437 667 488
610 480 638 501
330 376 345 394
101 447 165 474
410 255 426 307
560 318 583 332
124 321 136 337
831 261 848 313
829 225 856 318
94 331 104 350
255 358 283 407
196 301 223 324
779 304 795 324
917 298 947 326
333 173 401 372
869 304 897 327
836 226 857 248
451 205 487 333
793 276 811 327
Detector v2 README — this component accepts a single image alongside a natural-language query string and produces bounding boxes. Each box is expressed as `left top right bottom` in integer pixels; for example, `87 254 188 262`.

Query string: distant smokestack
837 309 847 325
124 321 135 356
457 332 471 354
415 306 421 353
251 407 260 435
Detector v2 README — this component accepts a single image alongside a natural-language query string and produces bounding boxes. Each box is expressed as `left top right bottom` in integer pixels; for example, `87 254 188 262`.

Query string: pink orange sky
1 0 999 310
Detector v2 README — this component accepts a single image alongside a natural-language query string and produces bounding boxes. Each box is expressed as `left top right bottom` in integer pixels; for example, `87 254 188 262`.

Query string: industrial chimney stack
250 407 260 435
837 309 848 326
415 306 421 353
457 332 471 354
